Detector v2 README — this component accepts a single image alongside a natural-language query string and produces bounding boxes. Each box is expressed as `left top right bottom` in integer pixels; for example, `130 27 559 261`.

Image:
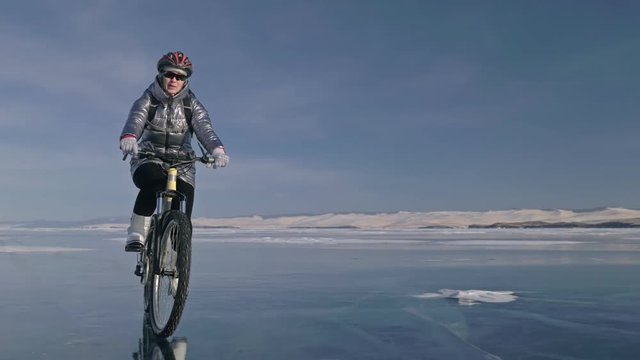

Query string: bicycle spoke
154 222 177 328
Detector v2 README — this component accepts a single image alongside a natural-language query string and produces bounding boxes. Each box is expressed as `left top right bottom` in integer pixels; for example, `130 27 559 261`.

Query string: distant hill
5 208 640 230
469 220 640 229
189 208 640 230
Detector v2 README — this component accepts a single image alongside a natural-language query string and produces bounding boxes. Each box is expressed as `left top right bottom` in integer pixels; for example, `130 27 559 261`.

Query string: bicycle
124 150 211 337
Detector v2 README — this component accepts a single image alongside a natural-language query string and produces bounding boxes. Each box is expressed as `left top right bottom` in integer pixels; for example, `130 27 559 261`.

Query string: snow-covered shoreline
4 207 640 230
189 207 640 230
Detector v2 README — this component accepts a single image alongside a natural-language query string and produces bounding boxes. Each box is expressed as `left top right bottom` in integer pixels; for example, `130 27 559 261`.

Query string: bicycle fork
135 168 179 281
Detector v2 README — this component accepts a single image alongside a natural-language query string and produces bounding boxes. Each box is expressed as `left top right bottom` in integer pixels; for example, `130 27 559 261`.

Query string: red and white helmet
157 51 193 77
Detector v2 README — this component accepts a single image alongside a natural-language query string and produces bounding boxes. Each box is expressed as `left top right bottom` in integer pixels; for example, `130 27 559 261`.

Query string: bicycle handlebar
122 151 211 167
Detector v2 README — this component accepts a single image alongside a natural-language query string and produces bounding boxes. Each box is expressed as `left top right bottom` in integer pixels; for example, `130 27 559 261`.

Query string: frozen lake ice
0 227 639 359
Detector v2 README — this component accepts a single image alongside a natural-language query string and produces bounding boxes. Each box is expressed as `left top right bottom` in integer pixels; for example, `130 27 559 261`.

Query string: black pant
132 163 195 218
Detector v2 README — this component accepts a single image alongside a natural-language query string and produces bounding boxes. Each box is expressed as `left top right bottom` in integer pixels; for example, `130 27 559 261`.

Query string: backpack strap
182 92 193 127
148 94 160 121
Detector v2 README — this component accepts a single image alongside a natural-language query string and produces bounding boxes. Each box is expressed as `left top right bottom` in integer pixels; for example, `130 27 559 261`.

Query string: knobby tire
143 217 158 312
148 210 192 337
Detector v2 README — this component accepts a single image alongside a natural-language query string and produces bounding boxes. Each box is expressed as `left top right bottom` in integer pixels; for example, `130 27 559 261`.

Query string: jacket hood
149 78 190 103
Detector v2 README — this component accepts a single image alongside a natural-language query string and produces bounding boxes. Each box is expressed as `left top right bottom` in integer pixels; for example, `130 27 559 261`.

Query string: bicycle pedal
125 242 143 252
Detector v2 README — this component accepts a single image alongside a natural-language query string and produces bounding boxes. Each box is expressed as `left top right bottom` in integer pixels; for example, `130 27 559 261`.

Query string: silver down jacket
120 79 224 187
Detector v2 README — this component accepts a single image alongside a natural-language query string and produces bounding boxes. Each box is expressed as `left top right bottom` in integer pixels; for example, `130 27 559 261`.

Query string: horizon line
2 206 637 224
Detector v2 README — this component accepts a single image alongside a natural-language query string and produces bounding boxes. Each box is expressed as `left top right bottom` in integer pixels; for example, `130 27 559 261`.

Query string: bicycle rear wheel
148 210 192 337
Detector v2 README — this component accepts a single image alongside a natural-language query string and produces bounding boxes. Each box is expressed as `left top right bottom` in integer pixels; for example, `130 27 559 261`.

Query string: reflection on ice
133 315 188 360
415 289 518 305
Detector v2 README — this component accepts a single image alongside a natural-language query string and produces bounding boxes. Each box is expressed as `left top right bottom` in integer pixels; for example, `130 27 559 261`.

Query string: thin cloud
215 71 348 140
193 155 377 217
197 156 356 191
0 26 152 112
0 101 50 129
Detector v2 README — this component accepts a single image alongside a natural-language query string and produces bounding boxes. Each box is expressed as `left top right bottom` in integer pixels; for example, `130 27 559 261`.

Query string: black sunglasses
162 71 188 81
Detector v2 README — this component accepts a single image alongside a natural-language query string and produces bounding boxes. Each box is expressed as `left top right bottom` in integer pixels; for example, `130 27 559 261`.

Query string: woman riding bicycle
119 51 229 252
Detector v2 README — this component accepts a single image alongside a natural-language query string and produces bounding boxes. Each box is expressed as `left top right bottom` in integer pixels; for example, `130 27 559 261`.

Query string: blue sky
1 0 639 221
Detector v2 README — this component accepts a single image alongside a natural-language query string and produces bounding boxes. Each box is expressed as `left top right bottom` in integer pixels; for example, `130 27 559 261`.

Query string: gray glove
207 147 229 168
120 136 138 156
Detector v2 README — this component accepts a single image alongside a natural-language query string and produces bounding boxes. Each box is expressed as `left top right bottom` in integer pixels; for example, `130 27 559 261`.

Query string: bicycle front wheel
149 210 192 337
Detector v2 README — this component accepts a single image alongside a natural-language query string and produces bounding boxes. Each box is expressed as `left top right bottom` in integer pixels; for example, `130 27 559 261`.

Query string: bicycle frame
135 155 201 281
146 166 183 281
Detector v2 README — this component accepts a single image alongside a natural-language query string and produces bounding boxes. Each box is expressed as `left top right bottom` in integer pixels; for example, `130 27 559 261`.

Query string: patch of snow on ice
0 246 93 253
414 289 518 305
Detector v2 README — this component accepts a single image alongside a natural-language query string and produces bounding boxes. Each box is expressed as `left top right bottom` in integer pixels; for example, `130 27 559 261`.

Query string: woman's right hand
120 136 138 156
